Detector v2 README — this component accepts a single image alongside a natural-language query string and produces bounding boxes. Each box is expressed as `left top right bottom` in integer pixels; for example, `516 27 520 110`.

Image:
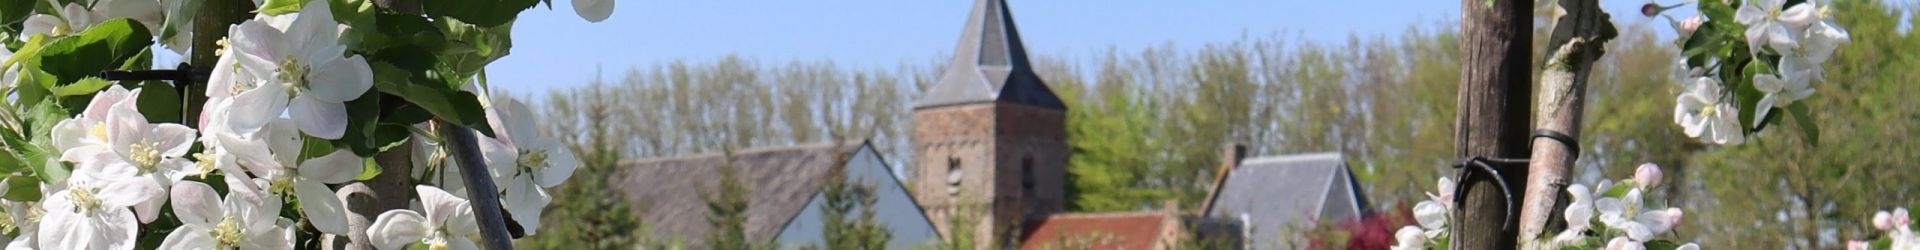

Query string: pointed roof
915 0 1066 110
1201 152 1373 249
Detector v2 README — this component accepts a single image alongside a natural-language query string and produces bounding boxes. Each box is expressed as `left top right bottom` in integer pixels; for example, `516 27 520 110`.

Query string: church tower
912 0 1067 247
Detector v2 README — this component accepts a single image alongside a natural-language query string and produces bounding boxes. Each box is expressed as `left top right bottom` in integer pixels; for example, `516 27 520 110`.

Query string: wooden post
1454 0 1533 248
1518 0 1616 247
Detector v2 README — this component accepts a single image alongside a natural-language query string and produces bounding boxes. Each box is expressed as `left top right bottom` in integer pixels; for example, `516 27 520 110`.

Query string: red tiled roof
1019 212 1174 250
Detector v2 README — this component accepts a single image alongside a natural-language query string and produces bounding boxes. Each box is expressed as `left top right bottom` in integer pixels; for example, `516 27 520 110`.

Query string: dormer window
947 157 963 197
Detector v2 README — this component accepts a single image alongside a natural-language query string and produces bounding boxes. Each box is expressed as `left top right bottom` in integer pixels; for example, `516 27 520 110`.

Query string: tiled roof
1202 152 1372 249
612 142 863 247
1019 212 1176 250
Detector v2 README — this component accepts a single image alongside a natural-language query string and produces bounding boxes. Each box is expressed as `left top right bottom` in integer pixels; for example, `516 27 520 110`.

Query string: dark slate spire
914 0 1066 110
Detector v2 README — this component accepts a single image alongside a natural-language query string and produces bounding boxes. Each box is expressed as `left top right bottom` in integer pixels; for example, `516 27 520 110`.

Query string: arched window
1021 157 1035 197
946 157 963 197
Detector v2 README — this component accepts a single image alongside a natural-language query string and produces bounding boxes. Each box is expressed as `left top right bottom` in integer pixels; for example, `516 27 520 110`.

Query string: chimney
1200 144 1246 214
1221 144 1246 171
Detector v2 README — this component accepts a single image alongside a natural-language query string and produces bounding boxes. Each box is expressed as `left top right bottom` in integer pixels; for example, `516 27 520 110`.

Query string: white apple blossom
1564 184 1596 233
1792 5 1851 66
157 181 294 249
1392 226 1426 250
484 97 577 235
20 3 97 40
19 0 170 41
368 185 479 250
36 177 159 250
222 0 373 139
52 86 195 224
1606 237 1645 250
573 0 615 23
226 119 363 235
1864 208 1919 249
52 85 137 157
194 98 270 203
1394 177 1454 248
1735 0 1816 55
0 199 41 249
1753 59 1816 124
1674 77 1745 145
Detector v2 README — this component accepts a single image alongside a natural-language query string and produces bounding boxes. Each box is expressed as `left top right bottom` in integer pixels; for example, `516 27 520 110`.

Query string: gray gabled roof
613 142 865 246
915 0 1066 110
1202 152 1372 249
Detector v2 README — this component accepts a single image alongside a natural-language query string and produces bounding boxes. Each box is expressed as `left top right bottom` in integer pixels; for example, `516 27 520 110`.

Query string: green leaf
421 0 540 27
0 0 35 33
355 157 382 181
50 77 114 96
369 62 494 136
437 19 513 79
258 0 306 15
299 134 338 161
1643 240 1682 250
1787 102 1819 146
2 176 40 201
135 81 183 124
1735 60 1768 133
1699 0 1737 23
1603 180 1637 198
24 98 69 185
28 18 153 85
1874 237 1894 250
157 0 204 44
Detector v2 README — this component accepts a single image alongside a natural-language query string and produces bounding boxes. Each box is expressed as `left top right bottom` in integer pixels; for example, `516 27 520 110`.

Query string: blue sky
485 0 1679 95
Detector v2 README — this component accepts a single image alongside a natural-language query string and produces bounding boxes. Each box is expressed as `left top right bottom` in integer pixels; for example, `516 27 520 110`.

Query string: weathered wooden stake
1454 0 1533 248
1518 0 1616 247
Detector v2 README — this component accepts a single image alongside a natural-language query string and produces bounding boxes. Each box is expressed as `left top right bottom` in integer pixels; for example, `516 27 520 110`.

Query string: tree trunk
1454 0 1533 248
186 0 249 124
1517 0 1617 246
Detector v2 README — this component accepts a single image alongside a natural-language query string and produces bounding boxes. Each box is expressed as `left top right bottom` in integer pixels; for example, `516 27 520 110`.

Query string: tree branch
1517 0 1615 247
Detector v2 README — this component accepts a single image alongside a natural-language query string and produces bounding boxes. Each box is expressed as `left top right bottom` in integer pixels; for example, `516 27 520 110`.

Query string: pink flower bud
1875 211 1895 230
1675 16 1706 35
1635 163 1664 188
1849 240 1871 250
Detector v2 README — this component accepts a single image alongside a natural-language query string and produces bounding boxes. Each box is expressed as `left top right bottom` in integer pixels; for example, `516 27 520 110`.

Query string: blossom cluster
1664 0 1851 145
1845 208 1918 250
1391 164 1701 250
0 0 605 249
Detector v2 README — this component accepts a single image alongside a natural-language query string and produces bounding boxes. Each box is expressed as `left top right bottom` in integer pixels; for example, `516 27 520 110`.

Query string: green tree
814 164 892 250
518 81 656 249
703 150 754 250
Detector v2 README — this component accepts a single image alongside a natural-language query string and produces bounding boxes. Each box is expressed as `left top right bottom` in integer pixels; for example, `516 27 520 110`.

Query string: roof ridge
1237 152 1343 168
617 140 864 165
1039 211 1172 220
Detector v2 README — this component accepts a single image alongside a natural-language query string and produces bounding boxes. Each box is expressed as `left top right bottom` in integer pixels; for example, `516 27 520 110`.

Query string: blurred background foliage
521 0 1919 248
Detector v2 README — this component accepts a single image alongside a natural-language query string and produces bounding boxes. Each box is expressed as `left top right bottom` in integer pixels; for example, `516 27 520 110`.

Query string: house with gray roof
1201 152 1373 249
613 141 940 248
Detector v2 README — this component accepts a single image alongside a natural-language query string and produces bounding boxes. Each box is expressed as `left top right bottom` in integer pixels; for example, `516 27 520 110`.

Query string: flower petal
298 150 364 184
295 181 349 234
537 145 579 187
157 225 215 250
368 210 429 250
505 179 551 235
170 181 223 226
290 95 348 139
227 83 292 135
305 55 373 103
